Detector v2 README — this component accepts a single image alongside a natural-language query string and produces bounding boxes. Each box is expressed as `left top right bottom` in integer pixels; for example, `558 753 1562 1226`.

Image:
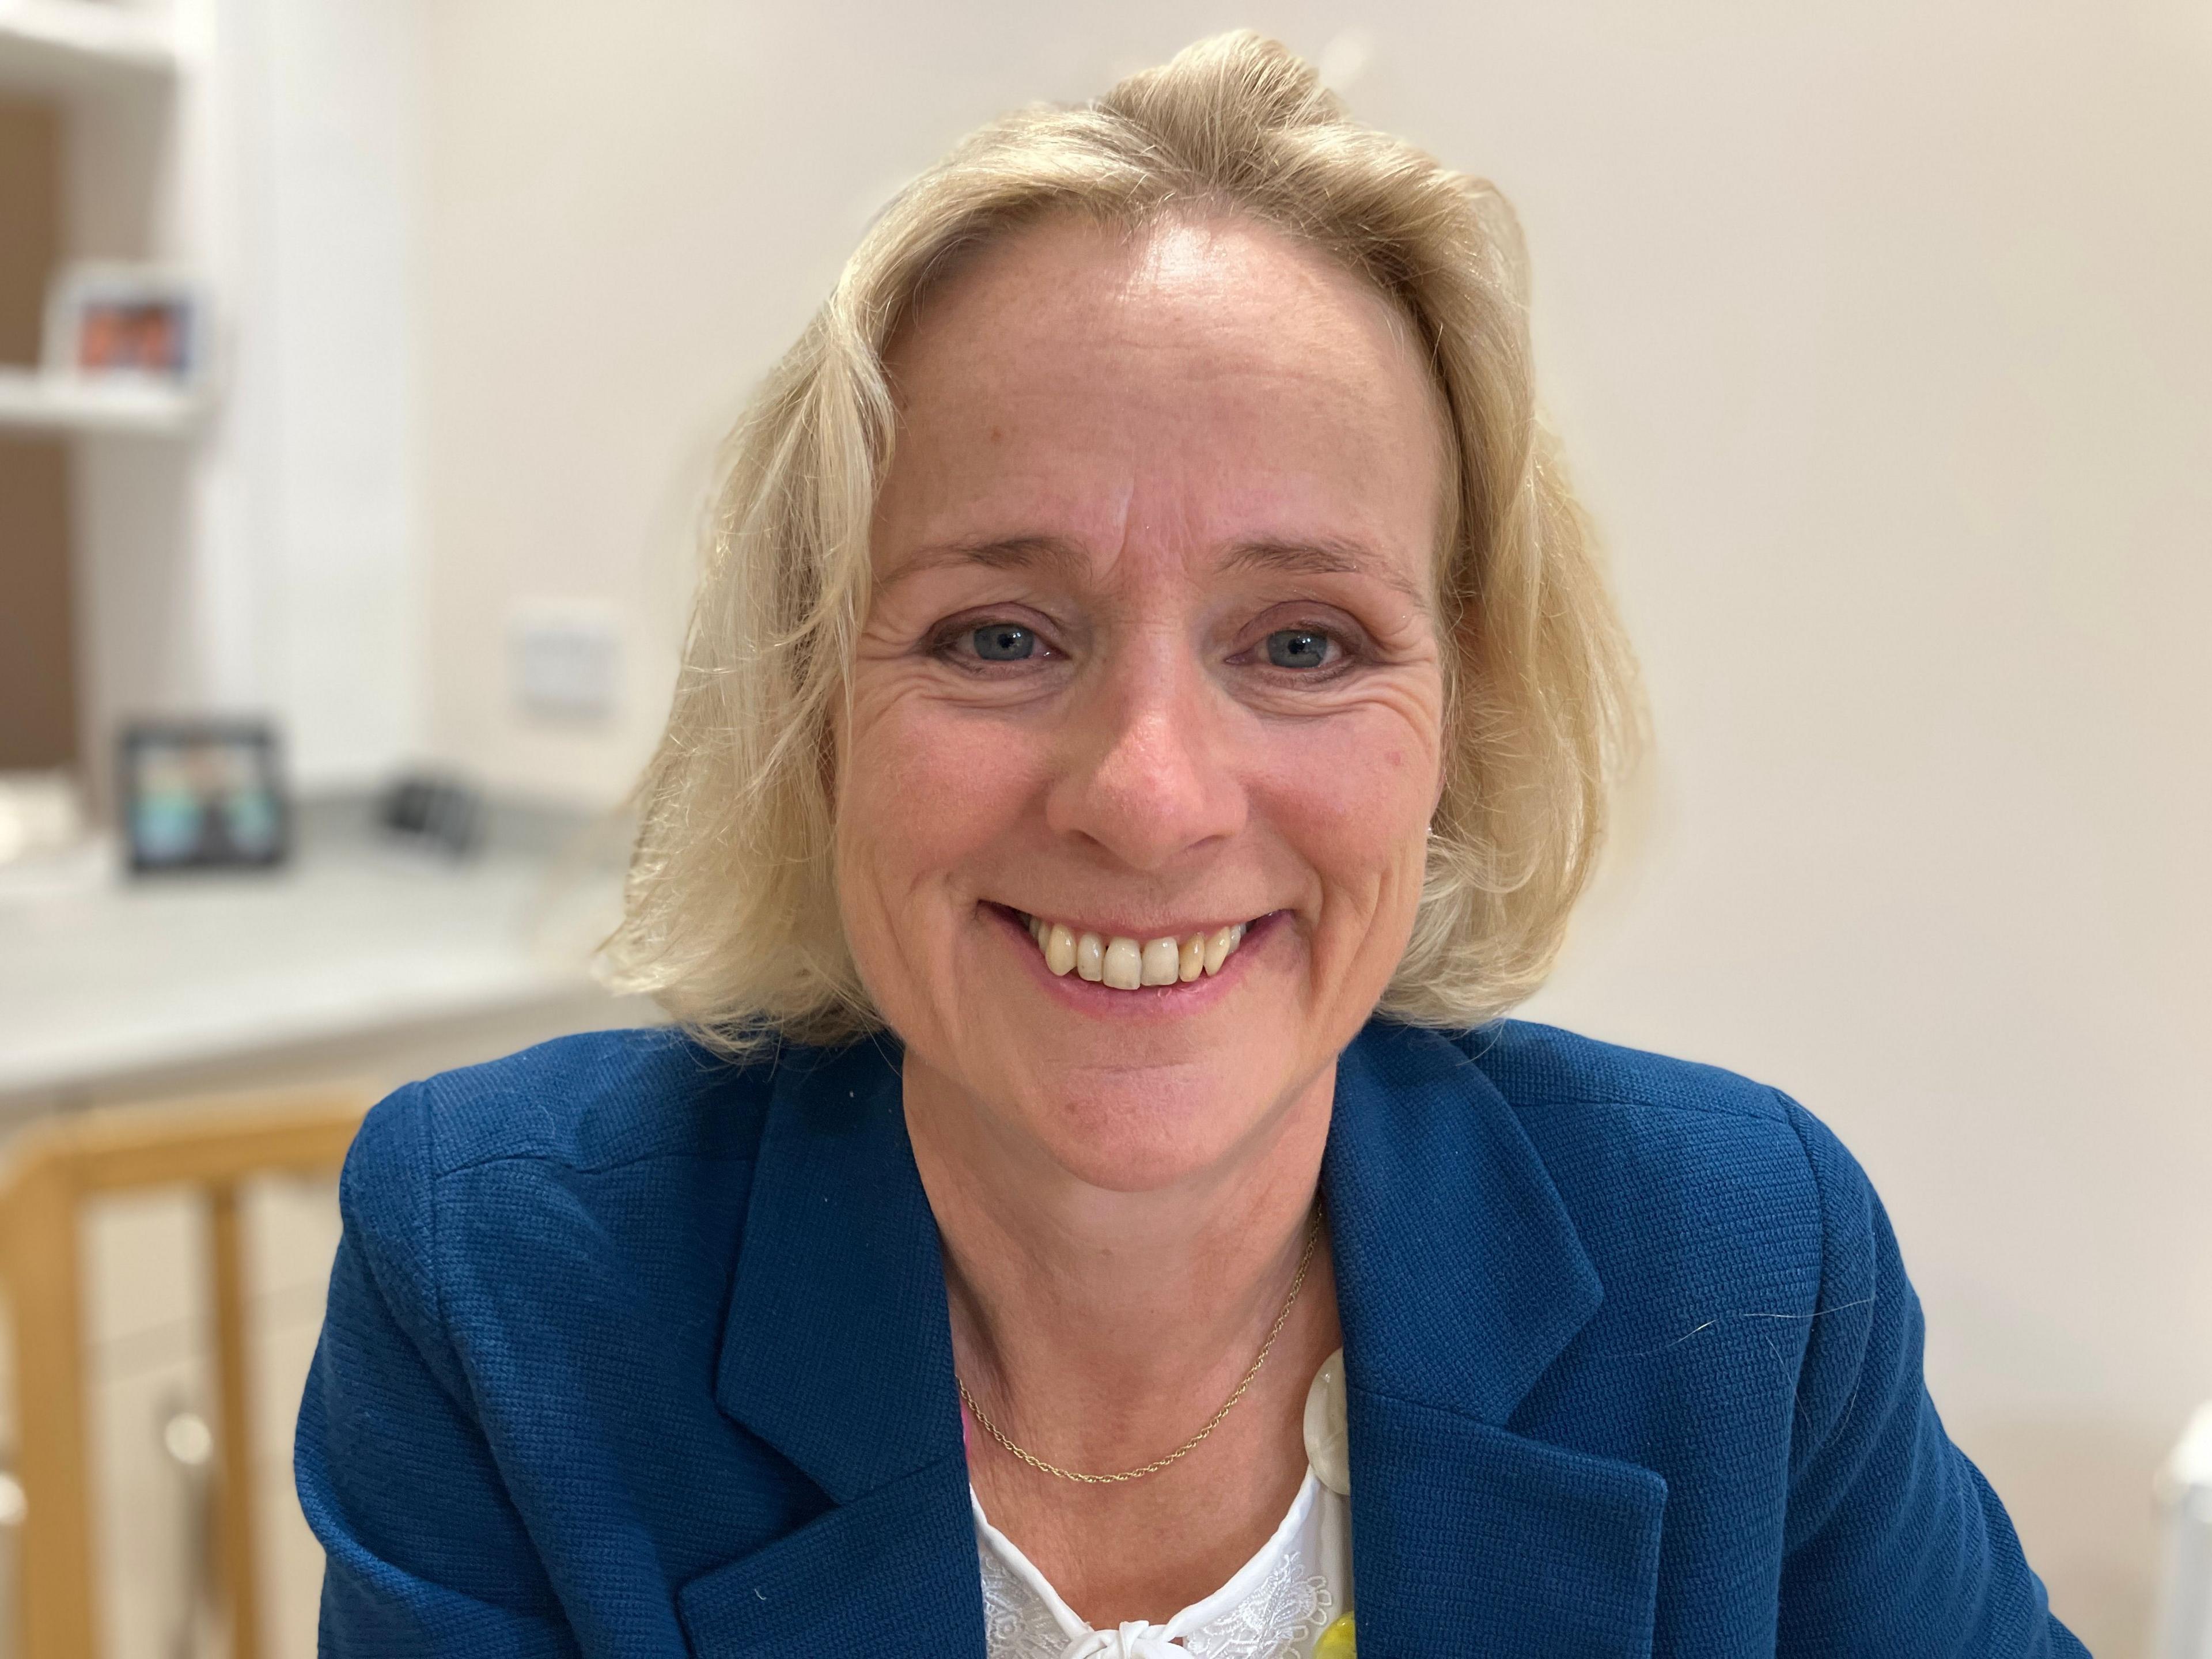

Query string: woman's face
838 213 1449 1193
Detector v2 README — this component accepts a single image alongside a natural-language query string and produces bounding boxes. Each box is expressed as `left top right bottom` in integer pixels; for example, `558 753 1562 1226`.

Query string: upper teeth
1022 915 1247 990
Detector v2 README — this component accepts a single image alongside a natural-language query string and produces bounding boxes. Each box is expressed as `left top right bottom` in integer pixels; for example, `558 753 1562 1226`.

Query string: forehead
875 212 1448 594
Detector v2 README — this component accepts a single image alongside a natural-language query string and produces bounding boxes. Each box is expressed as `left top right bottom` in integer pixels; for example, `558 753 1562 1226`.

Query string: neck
905 1052 1338 1472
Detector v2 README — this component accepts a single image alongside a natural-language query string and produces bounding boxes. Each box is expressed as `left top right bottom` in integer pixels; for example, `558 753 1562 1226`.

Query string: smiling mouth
1009 909 1255 991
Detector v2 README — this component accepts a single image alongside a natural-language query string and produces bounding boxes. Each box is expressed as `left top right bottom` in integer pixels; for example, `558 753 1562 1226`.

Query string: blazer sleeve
295 1084 580 1658
1774 1099 2089 1658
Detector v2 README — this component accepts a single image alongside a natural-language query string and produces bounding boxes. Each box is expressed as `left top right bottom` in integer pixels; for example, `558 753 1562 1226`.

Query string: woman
298 34 2084 1659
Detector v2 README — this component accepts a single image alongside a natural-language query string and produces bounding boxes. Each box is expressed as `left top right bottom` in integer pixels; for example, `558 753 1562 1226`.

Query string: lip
984 902 1285 1016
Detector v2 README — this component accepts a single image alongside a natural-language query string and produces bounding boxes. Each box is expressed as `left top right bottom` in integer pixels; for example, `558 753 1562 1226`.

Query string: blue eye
1265 628 1331 669
971 623 1037 661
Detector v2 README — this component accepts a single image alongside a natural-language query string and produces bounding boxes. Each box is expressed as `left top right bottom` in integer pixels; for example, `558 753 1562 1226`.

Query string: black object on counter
377 773 483 859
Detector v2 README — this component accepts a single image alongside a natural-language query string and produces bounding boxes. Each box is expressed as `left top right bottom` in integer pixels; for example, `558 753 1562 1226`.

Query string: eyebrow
1220 536 1429 607
877 535 1088 589
884 532 1429 606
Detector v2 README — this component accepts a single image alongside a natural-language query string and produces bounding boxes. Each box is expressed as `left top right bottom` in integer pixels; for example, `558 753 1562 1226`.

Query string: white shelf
0 366 202 436
0 1 177 95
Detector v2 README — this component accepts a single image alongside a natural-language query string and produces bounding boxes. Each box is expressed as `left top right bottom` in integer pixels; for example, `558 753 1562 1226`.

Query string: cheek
1251 709 1439 914
838 676 1039 903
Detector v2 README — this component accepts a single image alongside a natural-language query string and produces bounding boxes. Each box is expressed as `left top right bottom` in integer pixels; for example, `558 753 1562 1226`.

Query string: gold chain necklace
956 1206 1321 1484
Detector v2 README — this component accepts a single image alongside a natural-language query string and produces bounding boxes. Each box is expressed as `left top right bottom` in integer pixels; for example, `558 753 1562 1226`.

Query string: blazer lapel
694 1036 984 1658
1327 1023 1667 1658
693 1022 1665 1658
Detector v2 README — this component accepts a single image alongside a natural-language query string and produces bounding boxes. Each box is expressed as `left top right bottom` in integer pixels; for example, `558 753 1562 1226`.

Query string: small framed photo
118 720 289 874
44 263 206 386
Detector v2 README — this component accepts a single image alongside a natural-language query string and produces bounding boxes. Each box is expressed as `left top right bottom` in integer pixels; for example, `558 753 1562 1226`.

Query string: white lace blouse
972 1352 1353 1659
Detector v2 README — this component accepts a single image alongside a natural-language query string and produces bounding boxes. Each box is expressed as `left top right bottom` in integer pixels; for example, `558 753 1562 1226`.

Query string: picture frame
43 262 207 387
118 720 289 874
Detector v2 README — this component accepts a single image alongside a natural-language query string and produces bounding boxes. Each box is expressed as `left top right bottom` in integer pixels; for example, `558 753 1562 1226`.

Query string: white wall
1491 6 2212 1646
233 0 426 787
415 3 2212 1648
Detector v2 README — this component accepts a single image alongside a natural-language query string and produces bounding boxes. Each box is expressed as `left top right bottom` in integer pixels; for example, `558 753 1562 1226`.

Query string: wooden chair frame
0 1089 367 1659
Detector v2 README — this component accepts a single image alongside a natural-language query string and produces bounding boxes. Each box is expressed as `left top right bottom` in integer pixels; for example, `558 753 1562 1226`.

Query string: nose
1043 630 1245 870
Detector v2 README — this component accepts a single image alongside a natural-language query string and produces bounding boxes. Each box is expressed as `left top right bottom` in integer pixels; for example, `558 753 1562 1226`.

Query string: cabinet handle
159 1403 215 1659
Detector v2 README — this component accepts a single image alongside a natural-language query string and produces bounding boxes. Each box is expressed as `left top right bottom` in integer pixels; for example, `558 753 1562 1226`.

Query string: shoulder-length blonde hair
606 31 1638 1051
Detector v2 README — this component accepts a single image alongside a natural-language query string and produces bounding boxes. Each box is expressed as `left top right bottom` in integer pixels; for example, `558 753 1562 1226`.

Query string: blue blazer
297 1019 2086 1657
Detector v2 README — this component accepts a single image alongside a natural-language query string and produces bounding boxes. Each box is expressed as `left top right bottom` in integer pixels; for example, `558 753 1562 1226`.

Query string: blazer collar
710 1022 1664 1657
1323 1020 1604 1423
713 1035 963 1504
713 1021 1605 1486
1326 1023 1666 1656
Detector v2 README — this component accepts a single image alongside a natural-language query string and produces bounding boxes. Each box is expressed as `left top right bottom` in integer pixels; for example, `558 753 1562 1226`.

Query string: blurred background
0 0 2206 1654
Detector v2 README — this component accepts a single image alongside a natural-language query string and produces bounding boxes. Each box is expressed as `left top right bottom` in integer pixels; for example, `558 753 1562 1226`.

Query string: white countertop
0 820 630 1107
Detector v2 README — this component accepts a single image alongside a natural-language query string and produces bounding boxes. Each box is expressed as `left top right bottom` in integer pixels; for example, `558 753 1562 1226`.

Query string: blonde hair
607 31 1638 1049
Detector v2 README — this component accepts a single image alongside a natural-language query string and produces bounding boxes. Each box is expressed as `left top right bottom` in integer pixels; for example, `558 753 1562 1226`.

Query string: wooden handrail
0 1087 369 1659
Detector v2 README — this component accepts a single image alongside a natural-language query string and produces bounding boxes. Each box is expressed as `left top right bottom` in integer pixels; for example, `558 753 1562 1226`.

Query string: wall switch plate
510 603 619 723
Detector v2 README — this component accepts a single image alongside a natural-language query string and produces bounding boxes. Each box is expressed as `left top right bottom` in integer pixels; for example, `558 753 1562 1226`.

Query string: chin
1012 1056 1304 1192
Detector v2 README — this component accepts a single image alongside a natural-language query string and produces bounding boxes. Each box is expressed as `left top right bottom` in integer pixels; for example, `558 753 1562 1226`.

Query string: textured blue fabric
296 1019 2088 1657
